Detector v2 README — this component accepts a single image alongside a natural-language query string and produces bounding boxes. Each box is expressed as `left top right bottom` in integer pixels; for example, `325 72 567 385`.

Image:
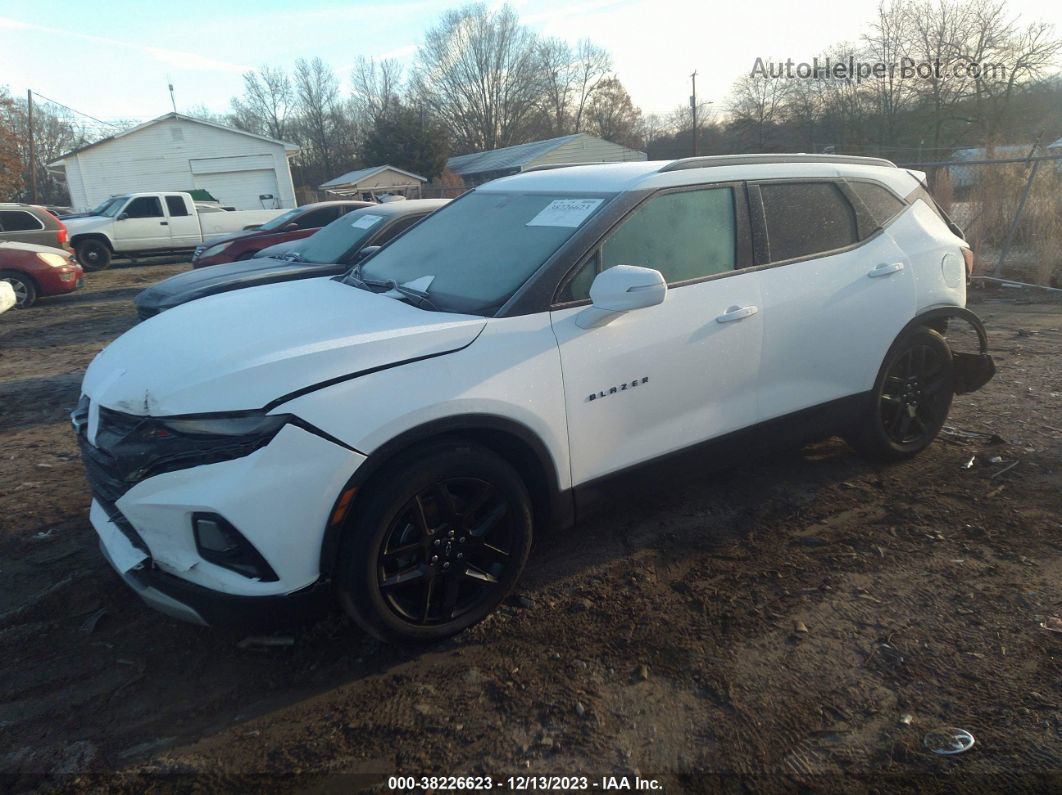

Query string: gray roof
447 134 586 177
320 164 426 190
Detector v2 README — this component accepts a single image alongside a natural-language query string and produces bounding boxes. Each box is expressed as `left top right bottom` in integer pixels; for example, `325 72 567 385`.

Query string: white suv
73 155 995 642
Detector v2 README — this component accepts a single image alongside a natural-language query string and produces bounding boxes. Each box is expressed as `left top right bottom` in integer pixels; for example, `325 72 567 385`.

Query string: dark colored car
191 200 372 268
135 199 448 319
0 241 84 308
0 203 71 251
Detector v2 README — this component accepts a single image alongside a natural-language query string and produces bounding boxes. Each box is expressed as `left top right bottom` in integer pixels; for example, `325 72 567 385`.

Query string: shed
319 165 426 199
446 133 646 186
48 113 299 211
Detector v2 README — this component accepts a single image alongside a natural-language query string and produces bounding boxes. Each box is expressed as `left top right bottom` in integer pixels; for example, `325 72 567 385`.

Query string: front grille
77 432 133 505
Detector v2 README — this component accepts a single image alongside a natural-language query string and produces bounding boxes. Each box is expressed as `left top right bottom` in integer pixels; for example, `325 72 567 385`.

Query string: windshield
258 207 303 232
298 211 385 264
359 192 610 314
90 197 127 217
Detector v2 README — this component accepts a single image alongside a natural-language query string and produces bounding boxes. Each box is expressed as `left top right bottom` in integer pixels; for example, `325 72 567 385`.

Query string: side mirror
578 265 666 328
117 212 129 221
283 222 299 231
354 245 381 261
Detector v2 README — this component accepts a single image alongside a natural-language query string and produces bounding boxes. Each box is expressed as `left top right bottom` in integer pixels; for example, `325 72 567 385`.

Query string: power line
28 90 147 130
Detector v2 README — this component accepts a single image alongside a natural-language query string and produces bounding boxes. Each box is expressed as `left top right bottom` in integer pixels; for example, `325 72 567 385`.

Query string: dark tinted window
561 188 736 302
759 182 858 262
0 210 44 231
124 197 164 219
165 196 190 216
848 181 906 237
297 207 339 229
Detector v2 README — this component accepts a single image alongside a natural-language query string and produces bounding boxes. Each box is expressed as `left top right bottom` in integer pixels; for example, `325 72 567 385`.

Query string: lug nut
457 553 464 559
432 555 438 562
443 562 450 569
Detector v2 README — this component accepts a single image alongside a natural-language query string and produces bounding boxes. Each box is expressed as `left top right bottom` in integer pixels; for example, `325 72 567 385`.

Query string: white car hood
83 277 486 415
64 215 115 235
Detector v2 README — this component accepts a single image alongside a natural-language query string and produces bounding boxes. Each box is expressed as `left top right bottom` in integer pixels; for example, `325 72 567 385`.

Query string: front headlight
155 413 289 437
37 252 69 268
200 241 232 258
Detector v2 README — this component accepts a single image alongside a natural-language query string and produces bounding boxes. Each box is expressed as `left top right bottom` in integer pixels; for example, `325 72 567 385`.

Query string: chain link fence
900 152 1062 288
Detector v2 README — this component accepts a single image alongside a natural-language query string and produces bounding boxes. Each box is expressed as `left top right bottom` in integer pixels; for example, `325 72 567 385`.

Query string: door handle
716 305 759 323
159 221 169 226
868 262 903 278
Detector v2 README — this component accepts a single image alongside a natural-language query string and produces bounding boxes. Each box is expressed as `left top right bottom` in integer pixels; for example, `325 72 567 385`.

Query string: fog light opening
193 513 279 582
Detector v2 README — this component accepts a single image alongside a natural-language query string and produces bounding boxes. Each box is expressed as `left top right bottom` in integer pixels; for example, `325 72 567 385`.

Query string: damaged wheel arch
900 306 995 394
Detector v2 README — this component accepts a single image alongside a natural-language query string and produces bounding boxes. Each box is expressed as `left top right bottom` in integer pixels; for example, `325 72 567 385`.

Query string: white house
48 113 299 211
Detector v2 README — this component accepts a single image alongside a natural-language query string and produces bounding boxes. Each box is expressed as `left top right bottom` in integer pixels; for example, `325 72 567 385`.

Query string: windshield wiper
338 264 439 311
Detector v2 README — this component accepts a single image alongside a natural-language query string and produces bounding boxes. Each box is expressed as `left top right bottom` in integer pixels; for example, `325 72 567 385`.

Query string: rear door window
297 207 340 229
0 210 44 231
758 182 858 262
165 196 190 216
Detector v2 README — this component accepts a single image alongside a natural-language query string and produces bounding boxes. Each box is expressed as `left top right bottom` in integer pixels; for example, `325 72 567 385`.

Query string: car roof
346 198 450 217
476 154 911 196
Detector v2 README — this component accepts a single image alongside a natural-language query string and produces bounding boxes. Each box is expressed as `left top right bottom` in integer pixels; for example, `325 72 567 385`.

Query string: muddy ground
0 263 1059 793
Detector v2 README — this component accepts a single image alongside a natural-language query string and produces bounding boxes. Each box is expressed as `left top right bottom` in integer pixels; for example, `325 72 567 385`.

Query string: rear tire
0 271 36 308
846 327 954 462
336 441 533 644
76 239 112 271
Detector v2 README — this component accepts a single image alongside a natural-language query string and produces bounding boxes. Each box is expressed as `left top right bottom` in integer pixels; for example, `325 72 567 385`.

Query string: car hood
136 256 341 310
84 277 486 416
64 215 119 235
0 240 70 256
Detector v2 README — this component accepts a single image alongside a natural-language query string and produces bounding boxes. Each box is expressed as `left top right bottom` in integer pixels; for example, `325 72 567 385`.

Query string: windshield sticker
351 214 384 229
526 198 603 228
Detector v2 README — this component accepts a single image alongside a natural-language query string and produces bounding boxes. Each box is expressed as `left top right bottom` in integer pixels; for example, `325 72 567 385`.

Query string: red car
0 241 84 308
191 200 372 268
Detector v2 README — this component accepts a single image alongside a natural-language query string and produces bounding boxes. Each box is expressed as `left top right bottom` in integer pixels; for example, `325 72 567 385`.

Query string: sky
1 0 1060 131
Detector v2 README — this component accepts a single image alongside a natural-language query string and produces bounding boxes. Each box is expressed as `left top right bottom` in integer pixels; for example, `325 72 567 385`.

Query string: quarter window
759 182 858 262
165 196 190 216
124 197 164 219
0 210 44 231
561 187 736 302
847 181 907 237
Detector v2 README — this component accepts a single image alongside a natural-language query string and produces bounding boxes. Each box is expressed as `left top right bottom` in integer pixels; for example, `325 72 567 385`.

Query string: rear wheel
336 442 533 643
847 327 954 462
0 271 37 308
76 239 112 271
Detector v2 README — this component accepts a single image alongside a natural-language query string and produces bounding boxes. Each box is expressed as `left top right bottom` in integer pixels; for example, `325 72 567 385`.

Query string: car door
550 184 763 486
164 195 201 248
751 179 917 421
113 196 171 250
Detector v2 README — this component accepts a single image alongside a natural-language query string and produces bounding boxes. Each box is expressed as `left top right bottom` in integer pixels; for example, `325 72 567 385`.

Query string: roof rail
521 162 610 173
658 153 896 173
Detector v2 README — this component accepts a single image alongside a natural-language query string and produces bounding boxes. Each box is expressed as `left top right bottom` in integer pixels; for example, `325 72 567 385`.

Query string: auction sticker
351 214 384 229
527 198 602 228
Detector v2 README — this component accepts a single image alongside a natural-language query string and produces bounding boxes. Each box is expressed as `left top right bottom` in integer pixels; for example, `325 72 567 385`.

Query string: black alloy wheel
378 478 514 625
848 327 954 461
337 441 533 643
76 239 112 271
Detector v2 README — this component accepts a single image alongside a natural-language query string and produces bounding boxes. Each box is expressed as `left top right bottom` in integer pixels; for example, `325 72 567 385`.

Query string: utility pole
690 71 698 157
168 81 177 113
26 90 37 203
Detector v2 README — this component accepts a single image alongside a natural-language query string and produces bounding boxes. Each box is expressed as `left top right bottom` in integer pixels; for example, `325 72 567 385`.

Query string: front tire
847 327 954 462
0 271 37 308
76 239 112 271
336 441 533 644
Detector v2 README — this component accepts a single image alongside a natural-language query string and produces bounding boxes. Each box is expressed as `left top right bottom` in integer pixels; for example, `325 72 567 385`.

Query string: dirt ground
0 262 1059 793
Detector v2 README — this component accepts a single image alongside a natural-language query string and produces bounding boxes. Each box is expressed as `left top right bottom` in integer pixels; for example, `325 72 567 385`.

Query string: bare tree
539 37 612 135
412 3 546 151
351 57 404 125
727 73 791 150
293 57 343 181
865 0 917 150
583 77 643 149
230 66 293 140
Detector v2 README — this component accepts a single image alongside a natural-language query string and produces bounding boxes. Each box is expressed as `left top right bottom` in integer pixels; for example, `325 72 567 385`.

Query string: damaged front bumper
78 404 366 626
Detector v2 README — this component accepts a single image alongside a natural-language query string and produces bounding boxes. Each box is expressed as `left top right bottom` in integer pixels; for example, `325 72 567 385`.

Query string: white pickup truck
64 192 285 271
